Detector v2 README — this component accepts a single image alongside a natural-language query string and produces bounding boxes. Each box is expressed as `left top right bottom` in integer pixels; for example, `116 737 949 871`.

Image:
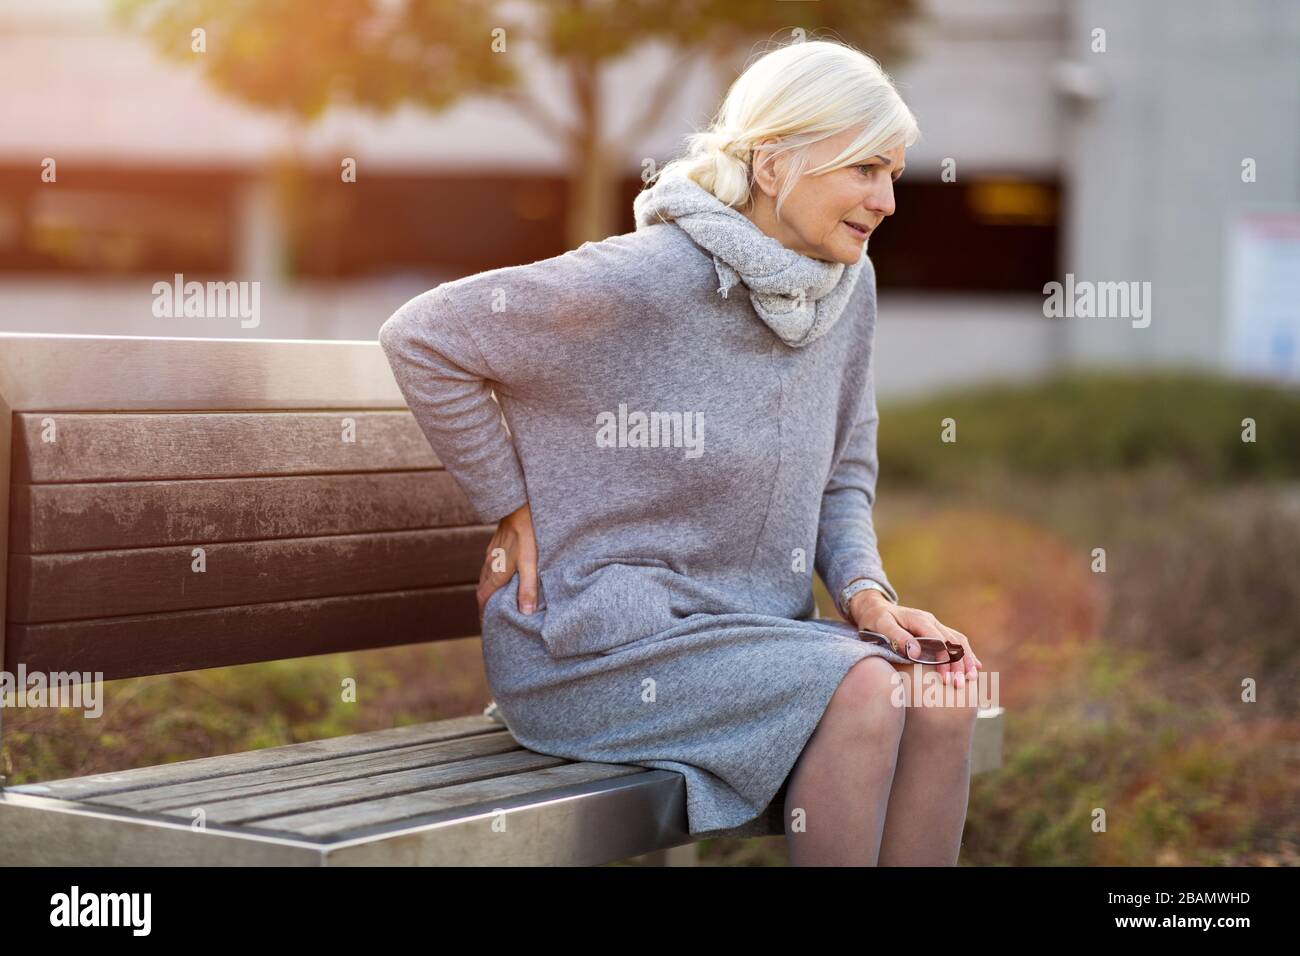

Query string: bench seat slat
5 585 481 681
252 762 650 838
13 411 440 483
157 749 572 825
97 733 528 815
6 715 504 799
8 526 493 623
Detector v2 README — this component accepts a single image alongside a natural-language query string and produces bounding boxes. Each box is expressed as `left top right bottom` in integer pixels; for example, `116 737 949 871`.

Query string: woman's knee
894 668 981 738
826 656 908 739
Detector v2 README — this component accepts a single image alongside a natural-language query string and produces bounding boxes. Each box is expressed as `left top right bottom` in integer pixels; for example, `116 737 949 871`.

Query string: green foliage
113 0 518 118
113 0 919 122
878 369 1300 489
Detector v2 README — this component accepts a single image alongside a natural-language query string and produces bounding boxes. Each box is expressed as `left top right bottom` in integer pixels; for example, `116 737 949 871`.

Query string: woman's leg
783 656 907 865
876 662 980 866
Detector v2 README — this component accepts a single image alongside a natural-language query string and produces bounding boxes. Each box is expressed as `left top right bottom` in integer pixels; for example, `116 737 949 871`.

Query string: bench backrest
1 333 490 684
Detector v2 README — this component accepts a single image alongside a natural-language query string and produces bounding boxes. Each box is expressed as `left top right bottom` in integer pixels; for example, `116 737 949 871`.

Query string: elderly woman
380 38 983 866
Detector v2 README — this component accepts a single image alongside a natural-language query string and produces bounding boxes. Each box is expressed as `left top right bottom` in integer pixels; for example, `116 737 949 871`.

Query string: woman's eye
857 164 879 175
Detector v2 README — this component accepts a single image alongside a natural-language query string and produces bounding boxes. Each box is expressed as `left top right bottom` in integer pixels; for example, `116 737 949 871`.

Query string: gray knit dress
379 170 909 837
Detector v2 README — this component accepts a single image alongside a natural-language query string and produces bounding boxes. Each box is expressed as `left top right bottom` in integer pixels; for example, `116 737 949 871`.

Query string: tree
116 0 919 248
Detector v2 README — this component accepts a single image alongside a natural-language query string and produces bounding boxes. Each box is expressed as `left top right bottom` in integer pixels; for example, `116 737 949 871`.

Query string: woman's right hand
477 501 540 623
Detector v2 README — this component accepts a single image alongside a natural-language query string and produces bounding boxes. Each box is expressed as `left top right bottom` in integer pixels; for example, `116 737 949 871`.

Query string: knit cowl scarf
632 168 865 348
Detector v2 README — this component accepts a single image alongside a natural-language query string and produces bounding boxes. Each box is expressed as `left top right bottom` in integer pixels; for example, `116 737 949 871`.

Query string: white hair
652 38 921 220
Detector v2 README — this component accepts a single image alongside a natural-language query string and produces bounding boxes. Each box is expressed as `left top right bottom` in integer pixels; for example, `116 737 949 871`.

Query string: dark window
857 177 1061 292
0 167 237 276
289 171 568 278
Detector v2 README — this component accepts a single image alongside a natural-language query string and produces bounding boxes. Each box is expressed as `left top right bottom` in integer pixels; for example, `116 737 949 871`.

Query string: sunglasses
858 628 965 666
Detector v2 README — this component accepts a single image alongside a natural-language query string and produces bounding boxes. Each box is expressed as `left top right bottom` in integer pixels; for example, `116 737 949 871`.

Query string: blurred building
0 0 1296 394
1061 0 1300 384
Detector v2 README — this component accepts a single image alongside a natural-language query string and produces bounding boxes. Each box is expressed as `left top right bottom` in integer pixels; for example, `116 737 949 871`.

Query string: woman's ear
750 137 782 200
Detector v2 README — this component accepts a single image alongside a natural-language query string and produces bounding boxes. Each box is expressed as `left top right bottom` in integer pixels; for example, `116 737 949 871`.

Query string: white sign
1226 210 1300 382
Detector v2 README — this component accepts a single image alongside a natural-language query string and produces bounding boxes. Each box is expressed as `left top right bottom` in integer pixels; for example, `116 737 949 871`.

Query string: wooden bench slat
6 715 503 798
94 732 525 814
10 471 477 553
251 762 649 838
12 411 440 483
8 526 492 623
155 749 570 825
4 585 481 681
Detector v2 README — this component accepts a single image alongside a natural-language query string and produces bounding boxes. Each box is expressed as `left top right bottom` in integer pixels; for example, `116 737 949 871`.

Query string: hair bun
700 127 748 160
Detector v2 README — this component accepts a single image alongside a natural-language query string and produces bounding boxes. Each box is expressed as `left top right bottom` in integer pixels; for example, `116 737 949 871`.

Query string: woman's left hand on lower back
849 591 982 686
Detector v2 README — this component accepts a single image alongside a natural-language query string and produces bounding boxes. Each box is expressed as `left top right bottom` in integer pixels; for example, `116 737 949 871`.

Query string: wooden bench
0 331 1004 866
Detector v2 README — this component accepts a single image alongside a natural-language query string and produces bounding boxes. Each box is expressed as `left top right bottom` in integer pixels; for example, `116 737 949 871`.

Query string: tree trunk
566 137 620 248
565 55 621 248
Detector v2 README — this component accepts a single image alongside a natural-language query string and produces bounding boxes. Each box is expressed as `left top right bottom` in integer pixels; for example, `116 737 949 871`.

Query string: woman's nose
868 183 896 218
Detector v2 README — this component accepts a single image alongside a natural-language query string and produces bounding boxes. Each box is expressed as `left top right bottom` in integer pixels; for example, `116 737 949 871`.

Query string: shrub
878 369 1300 489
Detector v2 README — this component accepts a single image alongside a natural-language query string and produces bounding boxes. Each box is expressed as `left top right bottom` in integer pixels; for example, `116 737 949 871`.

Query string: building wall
1060 0 1300 374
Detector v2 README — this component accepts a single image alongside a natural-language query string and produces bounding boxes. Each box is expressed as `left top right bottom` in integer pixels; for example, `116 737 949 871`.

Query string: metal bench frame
0 331 1003 866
